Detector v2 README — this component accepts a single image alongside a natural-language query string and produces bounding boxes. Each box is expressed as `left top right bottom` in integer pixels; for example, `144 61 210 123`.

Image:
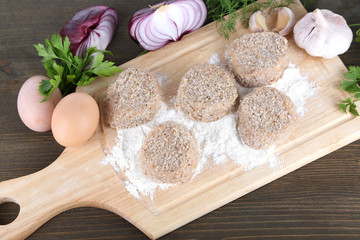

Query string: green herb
353 27 360 43
339 97 359 116
339 66 360 116
356 29 360 43
34 34 121 101
349 23 360 43
138 50 149 57
206 0 314 39
206 0 243 39
301 0 314 8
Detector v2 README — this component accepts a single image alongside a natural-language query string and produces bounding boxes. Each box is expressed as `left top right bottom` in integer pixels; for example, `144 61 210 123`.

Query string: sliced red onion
129 0 207 51
60 6 118 57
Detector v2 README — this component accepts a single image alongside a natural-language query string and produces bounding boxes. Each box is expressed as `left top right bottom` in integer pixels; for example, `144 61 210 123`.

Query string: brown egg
51 92 99 147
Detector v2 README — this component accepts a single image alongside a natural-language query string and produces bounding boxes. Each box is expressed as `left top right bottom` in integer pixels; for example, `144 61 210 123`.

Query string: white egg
17 75 62 132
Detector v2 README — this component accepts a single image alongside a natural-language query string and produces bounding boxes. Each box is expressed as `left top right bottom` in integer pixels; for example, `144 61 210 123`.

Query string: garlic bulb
249 11 268 32
274 7 295 36
293 9 353 59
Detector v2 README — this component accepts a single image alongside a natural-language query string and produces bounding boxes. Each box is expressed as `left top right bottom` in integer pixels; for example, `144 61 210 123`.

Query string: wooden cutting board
0 1 358 239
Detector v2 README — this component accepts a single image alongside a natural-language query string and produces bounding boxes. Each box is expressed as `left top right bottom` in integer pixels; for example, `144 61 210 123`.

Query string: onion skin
129 0 207 51
60 5 118 57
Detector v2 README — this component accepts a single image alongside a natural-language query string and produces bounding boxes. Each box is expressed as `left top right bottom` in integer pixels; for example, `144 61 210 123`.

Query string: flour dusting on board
208 53 221 65
103 103 278 200
102 63 318 200
271 63 319 116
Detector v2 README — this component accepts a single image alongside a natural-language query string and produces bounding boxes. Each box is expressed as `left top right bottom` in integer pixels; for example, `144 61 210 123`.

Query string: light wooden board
0 1 358 239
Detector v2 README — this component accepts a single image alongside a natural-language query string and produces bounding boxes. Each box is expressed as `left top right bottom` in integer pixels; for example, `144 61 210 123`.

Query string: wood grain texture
0 0 360 239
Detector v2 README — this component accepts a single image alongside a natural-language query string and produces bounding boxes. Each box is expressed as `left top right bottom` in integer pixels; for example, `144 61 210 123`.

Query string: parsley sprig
34 34 121 101
339 66 360 116
206 0 313 39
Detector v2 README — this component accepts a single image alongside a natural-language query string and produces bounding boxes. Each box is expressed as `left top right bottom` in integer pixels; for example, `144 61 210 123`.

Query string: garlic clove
273 7 295 36
249 11 268 33
293 9 353 59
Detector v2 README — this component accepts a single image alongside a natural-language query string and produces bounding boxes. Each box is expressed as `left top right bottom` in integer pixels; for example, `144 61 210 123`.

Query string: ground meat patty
103 68 162 129
140 121 199 184
229 32 288 87
238 87 297 150
176 64 238 122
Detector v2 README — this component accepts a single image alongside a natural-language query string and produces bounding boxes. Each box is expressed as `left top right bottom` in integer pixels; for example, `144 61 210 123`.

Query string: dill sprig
301 0 314 8
206 0 243 39
206 0 314 39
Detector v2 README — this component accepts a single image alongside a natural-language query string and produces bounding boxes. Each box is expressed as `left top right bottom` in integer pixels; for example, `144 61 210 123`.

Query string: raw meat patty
103 68 162 129
238 87 297 150
140 121 199 184
176 64 238 122
229 32 288 87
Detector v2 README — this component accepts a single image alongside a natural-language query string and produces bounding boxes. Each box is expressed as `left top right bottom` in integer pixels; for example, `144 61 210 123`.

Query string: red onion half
60 6 118 57
129 0 207 51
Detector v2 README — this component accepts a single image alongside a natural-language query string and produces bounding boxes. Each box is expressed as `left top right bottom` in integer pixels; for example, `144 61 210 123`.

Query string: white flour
208 53 221 65
102 63 318 200
271 64 319 116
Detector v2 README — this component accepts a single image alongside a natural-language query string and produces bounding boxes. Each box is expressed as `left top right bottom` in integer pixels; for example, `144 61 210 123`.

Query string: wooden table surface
1 0 360 239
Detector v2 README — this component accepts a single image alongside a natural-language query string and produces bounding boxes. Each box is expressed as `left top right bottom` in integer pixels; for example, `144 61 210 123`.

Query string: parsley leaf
339 79 360 93
34 33 121 101
339 66 360 116
76 75 96 86
38 79 53 97
350 102 359 116
88 54 121 77
339 102 348 113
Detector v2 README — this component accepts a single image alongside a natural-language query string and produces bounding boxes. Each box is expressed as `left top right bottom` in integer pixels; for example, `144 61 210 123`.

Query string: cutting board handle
0 167 76 240
0 139 108 240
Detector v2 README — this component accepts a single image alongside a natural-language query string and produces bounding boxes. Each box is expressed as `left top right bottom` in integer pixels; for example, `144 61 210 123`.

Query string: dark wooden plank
0 0 360 239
